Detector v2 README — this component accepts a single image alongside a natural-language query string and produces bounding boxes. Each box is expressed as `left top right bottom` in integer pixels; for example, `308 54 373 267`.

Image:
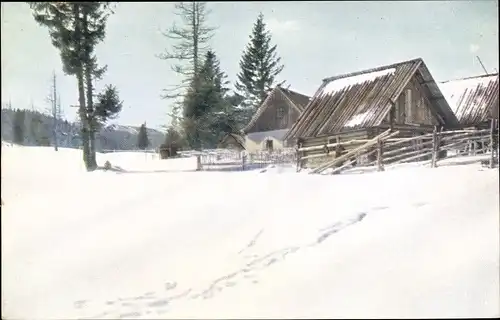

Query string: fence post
490 118 496 169
296 139 303 172
496 119 500 165
473 140 477 156
195 155 202 171
431 126 439 168
377 138 384 171
296 147 301 172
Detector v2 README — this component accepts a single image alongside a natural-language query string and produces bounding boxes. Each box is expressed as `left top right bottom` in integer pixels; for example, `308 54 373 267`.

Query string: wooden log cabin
220 85 310 152
284 58 461 168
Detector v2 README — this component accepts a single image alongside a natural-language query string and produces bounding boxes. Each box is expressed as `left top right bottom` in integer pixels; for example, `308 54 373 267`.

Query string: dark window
265 139 274 151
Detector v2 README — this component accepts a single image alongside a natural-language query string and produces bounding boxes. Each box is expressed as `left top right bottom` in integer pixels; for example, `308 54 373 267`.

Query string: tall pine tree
235 12 284 127
81 3 115 169
29 2 121 171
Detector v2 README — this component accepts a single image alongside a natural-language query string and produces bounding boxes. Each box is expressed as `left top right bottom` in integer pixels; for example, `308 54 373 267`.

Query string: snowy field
1 144 499 319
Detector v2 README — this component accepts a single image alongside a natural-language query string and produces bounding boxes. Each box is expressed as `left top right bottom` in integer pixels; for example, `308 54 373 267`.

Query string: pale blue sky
1 1 498 129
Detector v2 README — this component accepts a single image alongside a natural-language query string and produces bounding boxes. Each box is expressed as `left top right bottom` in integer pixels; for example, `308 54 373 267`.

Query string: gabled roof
242 86 310 133
219 132 245 149
279 87 310 112
285 58 460 140
438 73 499 124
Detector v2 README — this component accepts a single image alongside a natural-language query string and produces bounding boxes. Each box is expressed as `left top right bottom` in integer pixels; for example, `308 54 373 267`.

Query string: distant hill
1 108 166 151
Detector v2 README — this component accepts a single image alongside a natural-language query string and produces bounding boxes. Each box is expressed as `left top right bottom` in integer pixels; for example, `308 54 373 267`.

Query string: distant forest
1 108 165 151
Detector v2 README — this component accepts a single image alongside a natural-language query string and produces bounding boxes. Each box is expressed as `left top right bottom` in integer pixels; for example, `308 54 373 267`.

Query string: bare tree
157 2 216 128
45 71 63 151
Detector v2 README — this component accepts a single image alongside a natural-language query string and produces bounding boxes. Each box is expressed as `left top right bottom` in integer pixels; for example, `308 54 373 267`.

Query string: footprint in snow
121 301 135 307
148 299 169 308
316 212 367 244
164 281 177 291
119 311 141 319
74 300 87 309
371 206 389 211
413 202 427 208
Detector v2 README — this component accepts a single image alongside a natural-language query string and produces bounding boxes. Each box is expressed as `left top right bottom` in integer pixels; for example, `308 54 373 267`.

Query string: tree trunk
82 6 98 171
77 70 91 171
85 65 97 170
73 3 92 171
52 72 59 151
192 2 199 78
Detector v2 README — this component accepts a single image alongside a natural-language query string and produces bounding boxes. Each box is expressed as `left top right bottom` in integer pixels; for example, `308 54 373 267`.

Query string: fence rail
195 148 297 171
297 121 499 175
100 149 157 154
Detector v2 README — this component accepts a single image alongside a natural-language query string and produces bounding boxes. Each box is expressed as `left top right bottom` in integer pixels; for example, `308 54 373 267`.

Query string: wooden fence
184 148 297 171
297 123 499 175
100 149 157 154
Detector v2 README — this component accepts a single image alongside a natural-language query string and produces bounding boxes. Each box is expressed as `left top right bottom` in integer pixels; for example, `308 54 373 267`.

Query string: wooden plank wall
381 79 440 127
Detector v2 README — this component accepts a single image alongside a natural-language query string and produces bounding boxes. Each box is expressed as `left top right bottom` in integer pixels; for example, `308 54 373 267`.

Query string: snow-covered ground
2 145 499 319
102 151 198 173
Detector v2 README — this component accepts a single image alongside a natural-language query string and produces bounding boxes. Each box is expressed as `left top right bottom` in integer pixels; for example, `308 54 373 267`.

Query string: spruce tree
198 51 236 147
182 50 235 149
235 12 284 126
137 123 150 150
93 85 123 125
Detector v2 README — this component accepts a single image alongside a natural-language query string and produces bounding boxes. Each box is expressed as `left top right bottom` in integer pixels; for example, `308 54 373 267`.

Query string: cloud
266 18 300 35
469 44 480 53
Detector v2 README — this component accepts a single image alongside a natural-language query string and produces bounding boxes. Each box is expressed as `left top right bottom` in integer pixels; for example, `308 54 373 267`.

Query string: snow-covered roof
246 129 289 144
286 58 459 140
322 68 396 96
439 73 499 125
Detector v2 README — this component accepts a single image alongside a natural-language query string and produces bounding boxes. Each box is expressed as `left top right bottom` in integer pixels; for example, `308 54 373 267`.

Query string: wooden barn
284 58 461 167
241 85 310 152
439 73 499 129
